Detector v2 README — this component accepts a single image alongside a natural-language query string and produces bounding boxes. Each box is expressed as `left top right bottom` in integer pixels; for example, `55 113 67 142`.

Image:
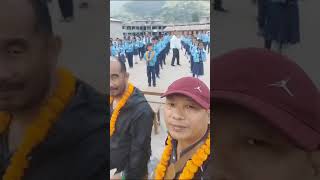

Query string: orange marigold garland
154 134 210 180
0 68 76 180
109 83 134 137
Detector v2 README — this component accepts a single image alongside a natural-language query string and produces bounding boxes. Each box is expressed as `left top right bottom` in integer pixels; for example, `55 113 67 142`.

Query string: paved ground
48 0 107 93
127 49 211 93
213 0 319 87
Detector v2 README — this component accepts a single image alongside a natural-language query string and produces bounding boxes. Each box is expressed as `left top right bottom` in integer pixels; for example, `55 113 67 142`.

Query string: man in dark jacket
110 59 154 179
0 0 107 179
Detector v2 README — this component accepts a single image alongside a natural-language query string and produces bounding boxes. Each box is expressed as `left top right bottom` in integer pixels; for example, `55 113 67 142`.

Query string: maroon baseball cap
161 77 210 109
212 48 320 151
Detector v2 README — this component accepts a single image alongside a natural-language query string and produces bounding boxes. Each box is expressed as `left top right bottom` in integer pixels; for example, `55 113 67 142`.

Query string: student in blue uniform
138 37 145 61
202 32 210 52
158 36 165 69
125 37 134 68
118 40 126 63
110 41 118 57
152 36 160 78
189 37 198 72
192 41 206 78
144 43 157 87
132 37 140 64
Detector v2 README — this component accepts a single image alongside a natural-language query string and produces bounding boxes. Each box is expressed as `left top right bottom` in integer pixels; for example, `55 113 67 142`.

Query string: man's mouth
170 124 187 132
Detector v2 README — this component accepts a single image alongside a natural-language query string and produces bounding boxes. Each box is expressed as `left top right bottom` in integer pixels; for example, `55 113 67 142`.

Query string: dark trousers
191 56 194 72
58 0 74 18
171 48 180 65
257 0 267 29
147 66 156 86
139 47 145 59
162 51 166 65
127 52 133 68
214 0 223 9
203 42 208 51
155 57 160 77
119 54 126 63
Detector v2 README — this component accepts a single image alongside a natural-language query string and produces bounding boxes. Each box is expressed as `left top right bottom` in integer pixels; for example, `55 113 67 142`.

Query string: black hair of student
118 59 127 73
152 36 159 41
147 43 153 48
29 0 53 36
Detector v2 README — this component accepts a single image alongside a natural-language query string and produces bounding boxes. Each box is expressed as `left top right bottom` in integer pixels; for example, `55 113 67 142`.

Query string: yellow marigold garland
109 83 134 137
0 68 76 180
154 134 210 180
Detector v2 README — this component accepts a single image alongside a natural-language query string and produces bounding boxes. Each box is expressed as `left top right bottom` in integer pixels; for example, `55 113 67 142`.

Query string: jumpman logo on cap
194 86 202 93
268 78 294 97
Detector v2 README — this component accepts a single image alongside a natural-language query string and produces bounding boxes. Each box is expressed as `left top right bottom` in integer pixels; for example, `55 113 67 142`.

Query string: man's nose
0 62 13 80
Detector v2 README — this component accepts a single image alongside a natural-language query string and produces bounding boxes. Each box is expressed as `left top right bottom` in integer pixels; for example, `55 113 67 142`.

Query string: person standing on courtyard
170 31 181 66
144 43 157 87
192 41 206 78
259 0 300 52
58 0 74 22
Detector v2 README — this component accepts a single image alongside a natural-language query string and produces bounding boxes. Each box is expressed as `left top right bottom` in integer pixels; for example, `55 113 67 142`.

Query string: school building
122 18 167 37
163 22 210 36
110 18 123 39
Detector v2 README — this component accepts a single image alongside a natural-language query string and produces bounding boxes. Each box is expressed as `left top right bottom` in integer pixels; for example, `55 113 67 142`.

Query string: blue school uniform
111 45 118 57
144 50 157 86
192 48 206 76
118 44 126 62
132 41 139 55
125 41 134 67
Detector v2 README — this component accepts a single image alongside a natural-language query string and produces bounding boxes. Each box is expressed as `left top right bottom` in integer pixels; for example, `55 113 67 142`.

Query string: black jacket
0 81 108 180
110 88 154 179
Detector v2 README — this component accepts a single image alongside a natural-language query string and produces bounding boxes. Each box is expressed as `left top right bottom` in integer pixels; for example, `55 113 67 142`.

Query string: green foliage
112 1 210 23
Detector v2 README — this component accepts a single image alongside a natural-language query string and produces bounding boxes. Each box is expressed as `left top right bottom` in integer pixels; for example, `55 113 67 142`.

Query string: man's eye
166 103 174 107
186 105 195 109
7 47 25 55
247 138 271 147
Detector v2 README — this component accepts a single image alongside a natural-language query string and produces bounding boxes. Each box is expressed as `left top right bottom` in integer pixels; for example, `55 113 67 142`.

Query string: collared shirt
170 35 181 49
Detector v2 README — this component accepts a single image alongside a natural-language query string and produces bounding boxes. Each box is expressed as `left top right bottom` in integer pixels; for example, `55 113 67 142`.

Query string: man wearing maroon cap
154 77 211 180
212 48 320 180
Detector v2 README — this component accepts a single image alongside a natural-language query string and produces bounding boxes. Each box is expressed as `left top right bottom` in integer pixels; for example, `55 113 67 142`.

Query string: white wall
110 21 123 39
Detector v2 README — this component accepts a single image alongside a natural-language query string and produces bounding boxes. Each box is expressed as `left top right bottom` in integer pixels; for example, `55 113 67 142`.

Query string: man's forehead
167 94 197 104
110 61 122 73
0 0 36 38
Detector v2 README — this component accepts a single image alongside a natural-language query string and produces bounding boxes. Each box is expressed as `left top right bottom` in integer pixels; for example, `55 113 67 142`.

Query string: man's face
110 61 128 97
0 1 60 111
164 95 209 143
213 104 320 180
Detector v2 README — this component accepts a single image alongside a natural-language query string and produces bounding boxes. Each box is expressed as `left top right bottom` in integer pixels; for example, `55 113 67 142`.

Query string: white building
122 18 167 37
110 18 123 39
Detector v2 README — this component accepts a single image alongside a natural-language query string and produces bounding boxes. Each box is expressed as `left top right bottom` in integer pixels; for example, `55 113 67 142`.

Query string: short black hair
147 43 153 48
118 59 127 73
29 0 53 35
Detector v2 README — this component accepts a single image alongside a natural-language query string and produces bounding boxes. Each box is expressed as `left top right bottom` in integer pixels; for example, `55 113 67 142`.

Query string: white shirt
170 35 181 49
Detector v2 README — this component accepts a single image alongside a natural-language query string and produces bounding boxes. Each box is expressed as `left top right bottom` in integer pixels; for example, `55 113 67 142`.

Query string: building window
144 27 146 30
122 26 125 29
147 26 151 30
152 26 156 30
132 26 135 30
127 26 131 30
